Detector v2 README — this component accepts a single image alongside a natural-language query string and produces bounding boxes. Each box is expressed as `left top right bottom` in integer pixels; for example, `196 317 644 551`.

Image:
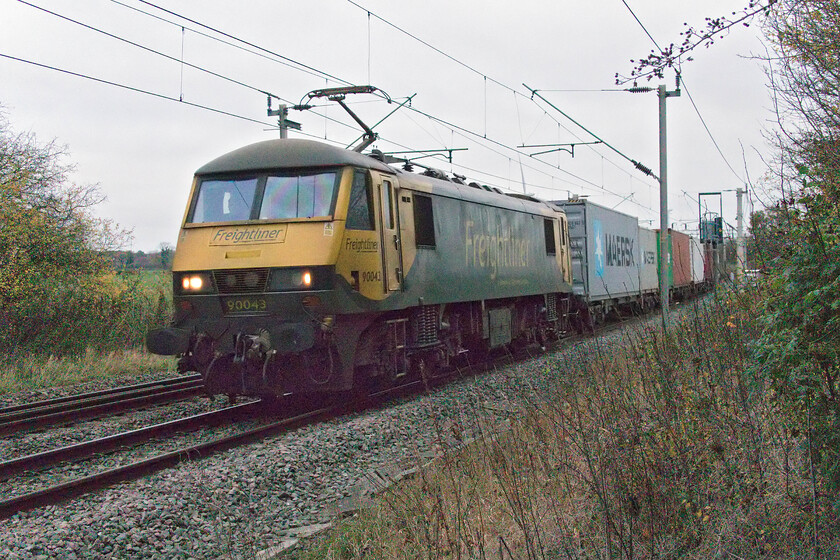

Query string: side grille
213 268 269 294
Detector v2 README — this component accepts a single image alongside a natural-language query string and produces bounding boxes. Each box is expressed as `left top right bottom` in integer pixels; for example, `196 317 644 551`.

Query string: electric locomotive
147 138 574 399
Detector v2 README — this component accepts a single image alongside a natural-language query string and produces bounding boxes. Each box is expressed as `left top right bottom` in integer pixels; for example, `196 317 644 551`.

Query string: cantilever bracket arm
518 141 602 158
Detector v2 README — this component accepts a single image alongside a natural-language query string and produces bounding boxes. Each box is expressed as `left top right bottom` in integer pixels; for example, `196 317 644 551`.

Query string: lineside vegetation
292 292 838 559
0 110 174 392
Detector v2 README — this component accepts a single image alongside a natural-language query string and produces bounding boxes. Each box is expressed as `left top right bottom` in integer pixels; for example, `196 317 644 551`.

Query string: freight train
146 138 712 400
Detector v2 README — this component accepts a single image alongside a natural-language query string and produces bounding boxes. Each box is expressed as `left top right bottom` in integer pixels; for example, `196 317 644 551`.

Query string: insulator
633 161 654 176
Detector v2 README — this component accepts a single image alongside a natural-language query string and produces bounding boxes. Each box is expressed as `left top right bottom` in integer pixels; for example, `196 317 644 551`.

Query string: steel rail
0 344 572 519
0 404 336 519
0 379 205 424
0 384 206 437
0 374 202 416
0 401 262 480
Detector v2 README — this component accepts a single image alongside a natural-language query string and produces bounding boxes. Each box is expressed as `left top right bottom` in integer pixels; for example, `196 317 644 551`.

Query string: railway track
0 313 647 521
0 374 205 436
0 378 425 520
0 401 261 480
0 401 331 519
0 315 638 521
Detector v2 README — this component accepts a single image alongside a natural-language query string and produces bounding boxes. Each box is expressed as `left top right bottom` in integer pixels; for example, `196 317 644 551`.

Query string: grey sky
1 0 772 251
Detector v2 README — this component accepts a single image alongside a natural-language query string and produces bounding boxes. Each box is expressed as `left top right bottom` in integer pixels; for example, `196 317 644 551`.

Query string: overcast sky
1 0 774 251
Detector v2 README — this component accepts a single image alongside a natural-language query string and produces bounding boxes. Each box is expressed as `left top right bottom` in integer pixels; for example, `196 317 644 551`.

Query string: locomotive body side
147 139 574 399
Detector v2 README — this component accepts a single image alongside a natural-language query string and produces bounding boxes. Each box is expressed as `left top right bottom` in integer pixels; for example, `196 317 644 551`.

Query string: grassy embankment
295 286 838 559
0 269 175 394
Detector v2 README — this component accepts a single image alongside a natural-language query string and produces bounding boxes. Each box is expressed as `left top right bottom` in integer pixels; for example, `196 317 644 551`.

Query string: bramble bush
748 0 840 511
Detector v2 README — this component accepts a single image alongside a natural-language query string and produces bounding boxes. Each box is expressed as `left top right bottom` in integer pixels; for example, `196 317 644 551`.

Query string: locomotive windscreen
188 171 339 224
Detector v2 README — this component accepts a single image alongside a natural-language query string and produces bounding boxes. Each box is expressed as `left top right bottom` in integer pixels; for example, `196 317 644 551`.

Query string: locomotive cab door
371 171 403 292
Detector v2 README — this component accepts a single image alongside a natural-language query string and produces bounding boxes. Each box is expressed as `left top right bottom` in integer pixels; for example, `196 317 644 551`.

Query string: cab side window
346 169 374 230
544 218 557 255
413 194 436 248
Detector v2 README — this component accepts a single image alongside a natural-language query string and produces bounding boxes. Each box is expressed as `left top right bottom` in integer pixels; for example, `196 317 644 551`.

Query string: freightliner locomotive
147 139 577 400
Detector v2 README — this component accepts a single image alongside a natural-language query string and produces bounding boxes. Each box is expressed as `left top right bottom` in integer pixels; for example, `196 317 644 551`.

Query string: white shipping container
552 199 641 302
639 227 659 293
689 236 705 284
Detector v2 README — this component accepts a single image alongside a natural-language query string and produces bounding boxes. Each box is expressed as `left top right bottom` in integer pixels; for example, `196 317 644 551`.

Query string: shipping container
689 236 705 284
552 199 641 302
639 227 659 294
656 229 692 289
671 230 692 288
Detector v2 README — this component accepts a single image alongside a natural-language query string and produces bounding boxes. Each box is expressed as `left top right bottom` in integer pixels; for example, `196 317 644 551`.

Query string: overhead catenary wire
135 0 352 87
620 0 662 51
525 84 659 181
0 51 400 159
108 0 332 82
15 0 277 99
14 0 657 210
0 53 272 127
11 1 404 143
132 0 658 207
344 0 659 189
0 49 651 215
681 80 745 183
108 0 642 199
403 103 650 206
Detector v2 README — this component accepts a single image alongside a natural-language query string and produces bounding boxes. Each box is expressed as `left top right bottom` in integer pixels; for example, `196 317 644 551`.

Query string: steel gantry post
658 83 680 329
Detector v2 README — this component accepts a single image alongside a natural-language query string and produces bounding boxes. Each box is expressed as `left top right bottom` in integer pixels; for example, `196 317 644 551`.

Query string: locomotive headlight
176 272 213 294
289 269 311 288
267 267 333 292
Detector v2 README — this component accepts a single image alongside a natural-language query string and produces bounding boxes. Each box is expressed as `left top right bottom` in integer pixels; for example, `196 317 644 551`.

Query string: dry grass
0 347 176 394
292 291 840 559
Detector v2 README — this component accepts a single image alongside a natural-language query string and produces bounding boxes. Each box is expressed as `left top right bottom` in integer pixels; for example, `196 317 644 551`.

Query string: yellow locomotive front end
147 139 396 399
